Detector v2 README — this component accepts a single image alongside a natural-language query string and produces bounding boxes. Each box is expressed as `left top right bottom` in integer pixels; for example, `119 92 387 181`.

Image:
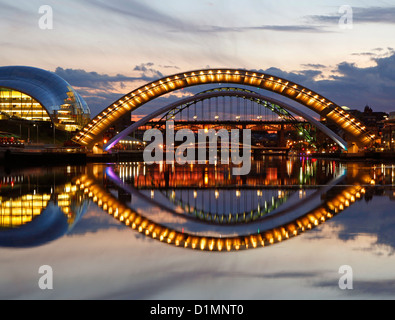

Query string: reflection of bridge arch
104 89 348 151
72 69 374 150
164 188 294 224
77 167 372 252
107 163 346 227
106 165 296 225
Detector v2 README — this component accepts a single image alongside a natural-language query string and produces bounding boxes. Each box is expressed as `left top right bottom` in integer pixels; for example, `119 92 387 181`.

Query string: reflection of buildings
0 66 90 134
113 158 343 189
0 167 87 233
0 193 51 227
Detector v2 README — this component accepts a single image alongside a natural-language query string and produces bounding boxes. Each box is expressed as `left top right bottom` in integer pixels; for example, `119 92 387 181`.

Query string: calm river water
1 157 395 299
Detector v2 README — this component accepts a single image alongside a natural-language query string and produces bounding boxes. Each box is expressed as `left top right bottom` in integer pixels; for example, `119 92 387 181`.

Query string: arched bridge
104 87 348 151
72 69 375 150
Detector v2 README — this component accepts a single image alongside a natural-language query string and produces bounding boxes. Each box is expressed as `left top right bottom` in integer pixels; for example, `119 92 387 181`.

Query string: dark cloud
54 67 141 90
326 194 395 252
301 64 327 69
56 64 167 90
54 64 171 115
253 52 395 111
133 62 164 79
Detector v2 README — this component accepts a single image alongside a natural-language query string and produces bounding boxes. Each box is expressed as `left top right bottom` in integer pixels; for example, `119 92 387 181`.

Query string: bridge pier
346 141 360 154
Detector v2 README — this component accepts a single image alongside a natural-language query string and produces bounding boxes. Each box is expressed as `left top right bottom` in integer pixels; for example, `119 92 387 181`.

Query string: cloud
309 6 395 25
351 52 376 57
55 67 140 90
251 52 395 111
314 278 395 297
54 63 176 115
133 62 164 79
186 24 329 34
301 64 327 69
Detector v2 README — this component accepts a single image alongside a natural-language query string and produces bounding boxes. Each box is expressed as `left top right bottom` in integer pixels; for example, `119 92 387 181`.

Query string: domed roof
0 66 90 117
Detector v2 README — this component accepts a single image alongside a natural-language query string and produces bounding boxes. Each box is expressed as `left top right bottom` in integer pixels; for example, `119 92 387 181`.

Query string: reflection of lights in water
79 177 367 251
299 167 303 184
0 181 82 228
90 160 376 251
215 190 219 199
286 160 292 177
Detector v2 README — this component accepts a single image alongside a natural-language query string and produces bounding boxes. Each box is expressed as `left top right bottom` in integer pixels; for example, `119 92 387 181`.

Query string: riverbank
0 148 144 167
310 151 395 161
1 147 395 168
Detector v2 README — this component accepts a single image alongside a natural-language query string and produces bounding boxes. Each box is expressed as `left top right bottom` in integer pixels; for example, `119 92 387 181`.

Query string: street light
33 123 38 143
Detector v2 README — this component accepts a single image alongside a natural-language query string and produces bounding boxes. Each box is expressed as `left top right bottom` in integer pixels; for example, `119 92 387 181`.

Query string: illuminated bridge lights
77 173 369 252
72 69 374 150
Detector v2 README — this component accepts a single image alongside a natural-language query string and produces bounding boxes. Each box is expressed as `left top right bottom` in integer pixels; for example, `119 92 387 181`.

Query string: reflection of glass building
0 66 90 132
0 167 88 248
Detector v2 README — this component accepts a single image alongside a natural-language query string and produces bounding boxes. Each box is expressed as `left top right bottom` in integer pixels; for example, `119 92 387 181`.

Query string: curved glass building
0 66 90 131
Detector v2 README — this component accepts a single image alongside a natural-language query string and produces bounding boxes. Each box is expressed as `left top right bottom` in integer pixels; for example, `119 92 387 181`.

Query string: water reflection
0 158 392 251
0 166 87 247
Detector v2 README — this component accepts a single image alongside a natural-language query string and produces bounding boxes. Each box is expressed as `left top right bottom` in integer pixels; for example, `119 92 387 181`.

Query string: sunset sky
1 0 395 116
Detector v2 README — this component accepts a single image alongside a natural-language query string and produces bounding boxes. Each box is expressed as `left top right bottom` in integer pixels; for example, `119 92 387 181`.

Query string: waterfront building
0 66 90 132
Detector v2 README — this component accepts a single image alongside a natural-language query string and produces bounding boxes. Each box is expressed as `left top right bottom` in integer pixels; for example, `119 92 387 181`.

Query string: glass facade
0 66 90 132
0 88 50 121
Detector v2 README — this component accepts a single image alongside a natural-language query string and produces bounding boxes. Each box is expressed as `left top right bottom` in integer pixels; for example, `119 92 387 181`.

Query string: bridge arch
104 89 348 151
72 69 374 149
148 87 316 145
